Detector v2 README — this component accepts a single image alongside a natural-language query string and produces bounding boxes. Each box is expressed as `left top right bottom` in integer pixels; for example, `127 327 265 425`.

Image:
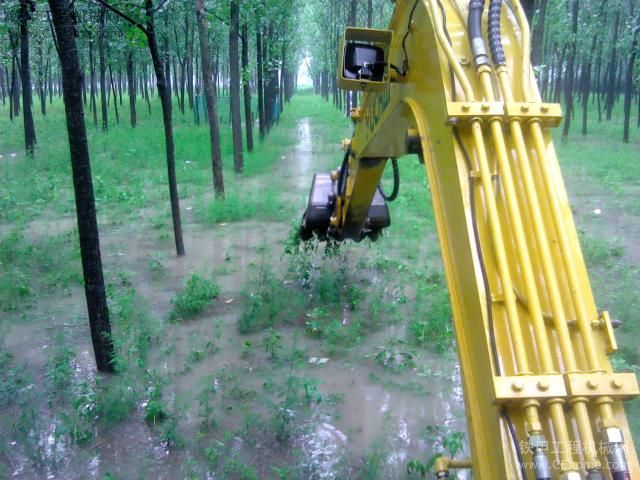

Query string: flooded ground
1 115 467 479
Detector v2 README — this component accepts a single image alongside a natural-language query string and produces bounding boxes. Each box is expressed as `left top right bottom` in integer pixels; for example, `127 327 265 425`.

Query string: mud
1 118 466 479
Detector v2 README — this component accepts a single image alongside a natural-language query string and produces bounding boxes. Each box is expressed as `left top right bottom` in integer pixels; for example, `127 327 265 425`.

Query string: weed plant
170 274 219 322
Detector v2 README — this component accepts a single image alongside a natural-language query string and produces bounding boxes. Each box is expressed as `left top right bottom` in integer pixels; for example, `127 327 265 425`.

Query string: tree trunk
531 0 548 67
127 51 137 127
19 0 37 156
561 0 579 140
367 0 372 28
146 1 185 256
48 0 115 373
256 25 265 138
195 0 225 197
187 21 195 110
108 63 119 124
605 11 620 121
241 24 254 152
229 0 244 172
89 40 98 126
623 12 639 143
98 8 108 131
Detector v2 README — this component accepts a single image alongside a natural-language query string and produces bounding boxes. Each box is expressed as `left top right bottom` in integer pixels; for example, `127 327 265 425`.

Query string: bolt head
587 379 600 389
537 380 549 391
481 103 490 111
520 105 530 112
611 378 624 389
512 380 525 392
541 105 550 113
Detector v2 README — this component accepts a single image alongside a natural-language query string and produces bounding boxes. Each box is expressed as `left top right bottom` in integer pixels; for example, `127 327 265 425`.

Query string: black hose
503 410 529 480
488 0 507 66
467 0 490 67
337 144 351 197
379 158 400 202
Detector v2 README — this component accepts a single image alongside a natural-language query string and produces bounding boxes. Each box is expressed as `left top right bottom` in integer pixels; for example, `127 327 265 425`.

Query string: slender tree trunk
605 12 620 121
367 0 372 28
187 22 194 110
623 13 639 143
108 63 119 124
11 54 20 118
98 8 108 131
531 0 548 67
48 0 115 373
561 0 579 140
0 65 5 106
89 40 98 126
19 0 37 156
195 0 225 197
256 25 265 138
127 51 137 127
241 24 254 152
146 2 185 256
229 0 244 172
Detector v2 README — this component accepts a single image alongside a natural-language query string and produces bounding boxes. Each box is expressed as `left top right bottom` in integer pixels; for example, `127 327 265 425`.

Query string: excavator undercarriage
299 0 639 478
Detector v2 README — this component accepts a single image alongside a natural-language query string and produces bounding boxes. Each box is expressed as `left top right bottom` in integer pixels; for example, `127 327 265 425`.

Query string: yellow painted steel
326 0 639 477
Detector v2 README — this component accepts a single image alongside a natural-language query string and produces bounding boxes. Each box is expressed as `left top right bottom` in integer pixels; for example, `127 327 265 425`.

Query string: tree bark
48 0 115 373
195 0 225 197
256 25 265 138
623 11 639 143
19 0 37 156
89 39 98 126
98 8 108 131
229 0 244 172
605 11 620 121
127 51 137 127
241 23 254 152
561 0 579 139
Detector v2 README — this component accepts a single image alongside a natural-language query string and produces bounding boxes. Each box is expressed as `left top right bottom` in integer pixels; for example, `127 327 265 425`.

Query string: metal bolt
611 378 624 390
588 378 600 390
462 104 471 112
537 380 549 391
512 380 525 392
541 105 550 113
481 103 490 112
520 105 530 113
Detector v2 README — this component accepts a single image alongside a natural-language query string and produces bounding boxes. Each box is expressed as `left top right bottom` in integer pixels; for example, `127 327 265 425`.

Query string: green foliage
0 349 28 406
409 274 454 352
170 274 219 322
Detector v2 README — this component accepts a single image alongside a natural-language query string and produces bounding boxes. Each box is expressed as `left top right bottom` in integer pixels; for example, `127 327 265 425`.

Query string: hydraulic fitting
529 434 551 480
602 427 631 480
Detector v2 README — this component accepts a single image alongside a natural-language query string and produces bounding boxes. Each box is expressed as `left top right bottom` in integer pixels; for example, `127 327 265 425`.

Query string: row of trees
529 0 640 142
1 0 303 371
304 0 640 143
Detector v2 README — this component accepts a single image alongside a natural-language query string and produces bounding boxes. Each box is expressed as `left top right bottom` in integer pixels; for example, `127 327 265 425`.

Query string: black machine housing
300 172 390 242
342 43 386 82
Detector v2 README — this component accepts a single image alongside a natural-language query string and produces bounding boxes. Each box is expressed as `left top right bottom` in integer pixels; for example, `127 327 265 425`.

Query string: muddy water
2 118 466 479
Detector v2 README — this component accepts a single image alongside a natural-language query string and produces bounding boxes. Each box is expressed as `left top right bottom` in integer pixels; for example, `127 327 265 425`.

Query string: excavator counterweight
300 0 639 478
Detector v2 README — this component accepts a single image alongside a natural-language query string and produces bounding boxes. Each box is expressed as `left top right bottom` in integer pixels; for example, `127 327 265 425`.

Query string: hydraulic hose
379 158 400 202
488 0 506 66
467 0 490 67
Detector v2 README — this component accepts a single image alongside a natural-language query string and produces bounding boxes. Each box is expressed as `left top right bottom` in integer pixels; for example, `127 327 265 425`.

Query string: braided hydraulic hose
488 0 506 66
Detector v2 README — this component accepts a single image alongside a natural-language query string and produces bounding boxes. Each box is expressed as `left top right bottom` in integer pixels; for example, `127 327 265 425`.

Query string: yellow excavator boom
300 0 639 478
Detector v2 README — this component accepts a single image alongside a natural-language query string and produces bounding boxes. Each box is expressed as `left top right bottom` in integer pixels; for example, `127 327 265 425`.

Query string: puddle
1 118 466 479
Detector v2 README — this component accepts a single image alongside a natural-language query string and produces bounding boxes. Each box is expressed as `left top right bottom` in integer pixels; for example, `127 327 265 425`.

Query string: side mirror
338 28 393 92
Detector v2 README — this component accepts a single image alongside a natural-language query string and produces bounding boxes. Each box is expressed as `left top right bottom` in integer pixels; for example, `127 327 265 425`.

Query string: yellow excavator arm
300 0 639 478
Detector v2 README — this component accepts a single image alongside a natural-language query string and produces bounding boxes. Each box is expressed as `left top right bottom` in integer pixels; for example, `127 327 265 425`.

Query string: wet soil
1 118 466 479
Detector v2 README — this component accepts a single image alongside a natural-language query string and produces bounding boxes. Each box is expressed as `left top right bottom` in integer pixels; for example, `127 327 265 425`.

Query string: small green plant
170 274 219 322
260 328 283 361
374 338 416 371
144 372 168 424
